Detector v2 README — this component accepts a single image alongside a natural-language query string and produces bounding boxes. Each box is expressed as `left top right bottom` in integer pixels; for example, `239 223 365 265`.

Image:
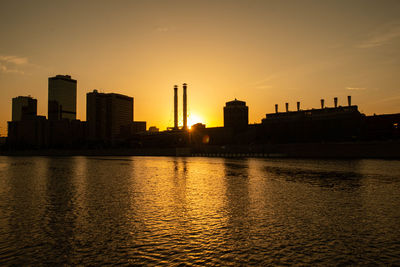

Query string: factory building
48 75 77 120
260 96 364 143
172 83 188 131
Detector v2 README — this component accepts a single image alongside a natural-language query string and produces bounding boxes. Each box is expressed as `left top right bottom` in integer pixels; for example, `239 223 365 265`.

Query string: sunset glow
0 1 400 136
187 113 204 129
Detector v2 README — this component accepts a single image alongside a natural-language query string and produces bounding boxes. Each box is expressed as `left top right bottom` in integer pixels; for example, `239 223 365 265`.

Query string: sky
1 0 399 135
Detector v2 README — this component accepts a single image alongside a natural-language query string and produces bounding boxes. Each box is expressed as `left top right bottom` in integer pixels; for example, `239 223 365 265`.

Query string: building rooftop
49 75 77 83
225 99 246 106
263 105 362 122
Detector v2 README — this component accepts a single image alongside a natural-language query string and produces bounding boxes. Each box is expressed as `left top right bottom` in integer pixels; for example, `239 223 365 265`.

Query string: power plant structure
183 83 188 130
174 85 178 130
172 83 189 131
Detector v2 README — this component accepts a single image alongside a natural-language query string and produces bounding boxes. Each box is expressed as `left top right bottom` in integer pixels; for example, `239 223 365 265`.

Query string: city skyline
1 0 400 136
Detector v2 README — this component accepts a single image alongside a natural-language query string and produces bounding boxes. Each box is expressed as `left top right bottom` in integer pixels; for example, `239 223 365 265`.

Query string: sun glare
188 114 204 129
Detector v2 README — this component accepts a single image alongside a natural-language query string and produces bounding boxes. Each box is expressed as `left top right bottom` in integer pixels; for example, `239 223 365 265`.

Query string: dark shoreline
1 140 399 159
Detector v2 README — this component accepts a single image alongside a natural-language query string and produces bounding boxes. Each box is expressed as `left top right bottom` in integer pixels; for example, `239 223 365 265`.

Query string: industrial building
259 96 364 143
171 83 188 130
48 75 77 120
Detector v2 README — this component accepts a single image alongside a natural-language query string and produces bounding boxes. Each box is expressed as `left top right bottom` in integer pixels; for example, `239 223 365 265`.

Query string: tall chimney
275 104 278 113
321 99 325 109
297 101 300 111
334 97 338 108
183 83 187 129
285 102 289 112
347 95 351 106
174 85 178 130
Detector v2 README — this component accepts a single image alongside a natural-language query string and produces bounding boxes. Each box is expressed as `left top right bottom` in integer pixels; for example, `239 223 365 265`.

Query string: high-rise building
48 75 77 120
12 96 37 121
87 90 133 142
224 99 249 131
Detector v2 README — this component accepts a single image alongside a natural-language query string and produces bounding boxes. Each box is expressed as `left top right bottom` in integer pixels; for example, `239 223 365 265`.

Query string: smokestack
285 102 289 112
183 83 187 129
347 95 351 106
334 97 338 108
321 99 325 109
275 104 278 113
297 101 300 111
174 85 178 130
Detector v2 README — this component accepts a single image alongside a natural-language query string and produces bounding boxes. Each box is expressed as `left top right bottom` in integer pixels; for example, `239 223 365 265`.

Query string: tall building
48 75 77 120
12 96 37 121
224 99 249 131
87 90 133 142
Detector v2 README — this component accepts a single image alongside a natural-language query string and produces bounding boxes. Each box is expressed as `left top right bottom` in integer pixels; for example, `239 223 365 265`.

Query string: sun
187 113 204 129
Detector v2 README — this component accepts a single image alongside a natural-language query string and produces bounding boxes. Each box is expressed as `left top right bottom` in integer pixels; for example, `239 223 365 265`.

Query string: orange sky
1 0 400 136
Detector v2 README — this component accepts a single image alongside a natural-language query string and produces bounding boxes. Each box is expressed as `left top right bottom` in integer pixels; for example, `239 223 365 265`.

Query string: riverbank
1 140 399 159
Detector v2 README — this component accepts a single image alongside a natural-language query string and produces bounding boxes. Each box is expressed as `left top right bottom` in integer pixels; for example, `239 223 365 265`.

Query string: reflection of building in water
222 158 251 243
48 75 77 121
12 96 37 121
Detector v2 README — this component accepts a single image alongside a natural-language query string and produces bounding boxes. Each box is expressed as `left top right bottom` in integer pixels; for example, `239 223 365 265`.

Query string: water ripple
0 156 399 265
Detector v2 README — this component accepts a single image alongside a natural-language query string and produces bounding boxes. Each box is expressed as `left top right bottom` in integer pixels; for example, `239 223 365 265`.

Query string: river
0 156 399 265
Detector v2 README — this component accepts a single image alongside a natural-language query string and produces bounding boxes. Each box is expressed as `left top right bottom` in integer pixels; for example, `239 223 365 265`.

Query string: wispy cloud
346 87 366 91
0 55 28 65
372 94 400 104
0 63 25 74
357 22 400 48
255 85 272 89
250 74 278 90
0 55 29 74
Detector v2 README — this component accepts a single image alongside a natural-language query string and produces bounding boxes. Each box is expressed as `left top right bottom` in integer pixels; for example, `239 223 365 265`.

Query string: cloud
346 87 366 91
0 55 28 65
357 23 400 48
0 63 25 74
0 55 29 74
373 94 400 104
250 74 278 90
255 85 272 89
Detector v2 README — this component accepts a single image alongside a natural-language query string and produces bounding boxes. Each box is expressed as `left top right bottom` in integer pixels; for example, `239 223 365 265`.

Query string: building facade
48 75 77 120
12 96 37 121
87 90 133 143
223 99 249 131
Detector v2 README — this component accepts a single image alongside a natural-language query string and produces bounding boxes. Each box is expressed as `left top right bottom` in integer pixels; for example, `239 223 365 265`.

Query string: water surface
0 156 399 265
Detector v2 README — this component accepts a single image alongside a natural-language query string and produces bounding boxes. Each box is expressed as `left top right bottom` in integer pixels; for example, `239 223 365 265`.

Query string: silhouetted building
224 99 249 131
260 97 364 143
0 137 6 146
148 126 159 133
363 113 400 140
48 119 87 148
12 96 37 121
87 90 133 143
7 116 49 149
120 121 147 138
48 75 77 120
